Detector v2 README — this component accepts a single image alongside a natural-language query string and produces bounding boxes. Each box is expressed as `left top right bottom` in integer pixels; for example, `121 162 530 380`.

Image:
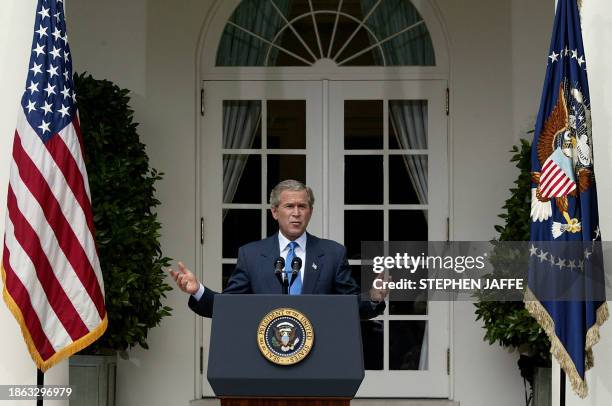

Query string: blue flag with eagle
525 0 608 398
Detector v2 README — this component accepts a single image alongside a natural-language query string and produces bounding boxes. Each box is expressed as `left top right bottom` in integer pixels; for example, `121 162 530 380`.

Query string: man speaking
170 179 387 319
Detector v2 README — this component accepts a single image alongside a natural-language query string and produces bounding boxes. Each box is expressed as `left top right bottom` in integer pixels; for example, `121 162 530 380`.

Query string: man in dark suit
170 179 387 319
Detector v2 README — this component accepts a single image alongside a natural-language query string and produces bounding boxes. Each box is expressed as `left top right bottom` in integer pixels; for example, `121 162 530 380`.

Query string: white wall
0 1 69 405
70 0 214 405
437 1 551 405
0 0 557 405
552 0 612 404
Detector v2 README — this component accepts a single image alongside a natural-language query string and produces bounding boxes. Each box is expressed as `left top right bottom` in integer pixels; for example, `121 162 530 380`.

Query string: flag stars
25 100 37 114
47 64 59 78
63 70 70 81
38 6 50 20
58 104 70 118
577 55 585 67
41 100 53 115
529 245 538 256
61 86 71 99
538 250 549 263
54 11 61 20
35 24 48 38
44 83 56 96
50 46 62 60
33 43 45 57
556 258 567 269
52 27 63 42
38 119 51 134
571 49 578 59
549 51 559 63
594 226 601 240
28 81 39 94
30 62 43 76
63 51 70 63
568 260 577 271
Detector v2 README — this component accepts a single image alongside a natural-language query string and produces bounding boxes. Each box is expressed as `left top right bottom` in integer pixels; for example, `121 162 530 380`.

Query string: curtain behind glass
219 1 291 209
216 0 291 66
362 0 432 371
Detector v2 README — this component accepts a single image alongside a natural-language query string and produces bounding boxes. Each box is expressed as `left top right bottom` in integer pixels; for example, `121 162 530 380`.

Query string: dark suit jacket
188 233 385 319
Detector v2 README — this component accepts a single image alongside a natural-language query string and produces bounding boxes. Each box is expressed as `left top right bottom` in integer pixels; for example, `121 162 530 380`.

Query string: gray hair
269 179 315 208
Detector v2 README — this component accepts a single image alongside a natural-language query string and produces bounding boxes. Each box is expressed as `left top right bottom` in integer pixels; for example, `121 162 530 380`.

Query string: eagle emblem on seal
272 321 300 352
531 82 594 239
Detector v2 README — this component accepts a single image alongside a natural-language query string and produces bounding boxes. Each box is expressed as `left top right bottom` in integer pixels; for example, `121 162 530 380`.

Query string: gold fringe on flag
524 287 608 398
2 264 108 372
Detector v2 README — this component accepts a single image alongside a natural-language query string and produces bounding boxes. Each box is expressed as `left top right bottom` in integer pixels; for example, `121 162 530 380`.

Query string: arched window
216 0 436 67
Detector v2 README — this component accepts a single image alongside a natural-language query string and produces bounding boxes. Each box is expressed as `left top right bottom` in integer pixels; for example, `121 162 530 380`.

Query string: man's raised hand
168 261 200 295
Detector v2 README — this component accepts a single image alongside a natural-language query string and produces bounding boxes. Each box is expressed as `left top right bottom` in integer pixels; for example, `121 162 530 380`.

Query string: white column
0 1 69 404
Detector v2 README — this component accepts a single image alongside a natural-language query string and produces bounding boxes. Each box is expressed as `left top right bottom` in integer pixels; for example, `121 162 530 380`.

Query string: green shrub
473 139 550 395
74 72 172 354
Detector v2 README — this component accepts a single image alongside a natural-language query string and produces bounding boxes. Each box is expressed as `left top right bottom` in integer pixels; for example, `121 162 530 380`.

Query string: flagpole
560 369 566 406
37 368 44 406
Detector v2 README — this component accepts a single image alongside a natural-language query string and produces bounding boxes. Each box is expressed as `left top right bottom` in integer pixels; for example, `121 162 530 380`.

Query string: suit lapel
259 234 281 292
302 233 323 294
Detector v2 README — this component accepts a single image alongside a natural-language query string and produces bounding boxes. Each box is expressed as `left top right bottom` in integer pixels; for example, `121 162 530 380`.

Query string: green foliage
473 139 550 386
74 72 172 354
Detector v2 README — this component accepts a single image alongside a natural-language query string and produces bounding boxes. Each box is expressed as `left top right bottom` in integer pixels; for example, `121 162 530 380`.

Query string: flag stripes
540 158 576 198
2 0 106 371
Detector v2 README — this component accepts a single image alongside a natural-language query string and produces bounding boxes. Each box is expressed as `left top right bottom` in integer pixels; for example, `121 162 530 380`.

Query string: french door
200 80 449 398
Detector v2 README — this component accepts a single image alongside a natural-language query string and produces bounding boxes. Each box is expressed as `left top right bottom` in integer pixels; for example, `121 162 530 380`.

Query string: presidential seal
257 308 314 365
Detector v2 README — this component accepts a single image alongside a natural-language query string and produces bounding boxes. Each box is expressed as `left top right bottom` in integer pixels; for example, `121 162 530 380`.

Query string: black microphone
274 257 288 294
274 257 285 275
289 257 302 288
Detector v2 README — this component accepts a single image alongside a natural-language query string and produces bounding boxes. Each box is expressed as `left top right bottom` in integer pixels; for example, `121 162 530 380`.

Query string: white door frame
197 79 450 398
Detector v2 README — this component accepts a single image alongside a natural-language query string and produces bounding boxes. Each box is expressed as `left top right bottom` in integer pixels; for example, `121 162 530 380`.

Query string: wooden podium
208 295 364 406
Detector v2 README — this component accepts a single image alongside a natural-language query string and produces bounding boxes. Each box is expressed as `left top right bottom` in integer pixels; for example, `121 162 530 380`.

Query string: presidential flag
1 0 107 371
525 0 607 398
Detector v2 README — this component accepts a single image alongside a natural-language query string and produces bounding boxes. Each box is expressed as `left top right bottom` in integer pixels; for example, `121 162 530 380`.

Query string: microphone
274 257 285 275
289 257 302 288
274 257 288 294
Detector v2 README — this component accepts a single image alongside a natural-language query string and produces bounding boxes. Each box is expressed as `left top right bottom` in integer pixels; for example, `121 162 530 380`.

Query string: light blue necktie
285 241 301 295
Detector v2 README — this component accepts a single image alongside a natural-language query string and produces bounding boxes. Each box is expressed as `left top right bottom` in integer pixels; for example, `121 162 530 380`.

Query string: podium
208 294 364 406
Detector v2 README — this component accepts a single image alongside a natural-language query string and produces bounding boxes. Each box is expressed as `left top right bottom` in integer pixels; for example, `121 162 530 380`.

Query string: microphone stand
274 257 288 295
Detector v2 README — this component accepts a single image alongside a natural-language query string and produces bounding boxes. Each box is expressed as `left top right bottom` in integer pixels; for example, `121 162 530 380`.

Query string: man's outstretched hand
168 261 200 295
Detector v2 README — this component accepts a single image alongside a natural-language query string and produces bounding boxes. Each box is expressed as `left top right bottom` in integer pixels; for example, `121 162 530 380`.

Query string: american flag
1 0 106 371
526 0 607 398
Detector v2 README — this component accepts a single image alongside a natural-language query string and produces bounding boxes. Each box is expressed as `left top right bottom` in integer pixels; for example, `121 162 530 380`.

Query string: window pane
389 298 428 315
267 154 306 198
223 154 261 203
345 210 383 259
267 100 306 149
266 210 279 237
389 100 428 149
280 14 319 64
389 155 427 204
364 0 435 66
389 321 428 370
222 264 236 291
337 28 383 66
223 100 261 149
223 209 261 258
361 320 384 370
274 26 315 66
344 100 383 149
345 155 383 204
389 210 427 241
329 14 361 59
